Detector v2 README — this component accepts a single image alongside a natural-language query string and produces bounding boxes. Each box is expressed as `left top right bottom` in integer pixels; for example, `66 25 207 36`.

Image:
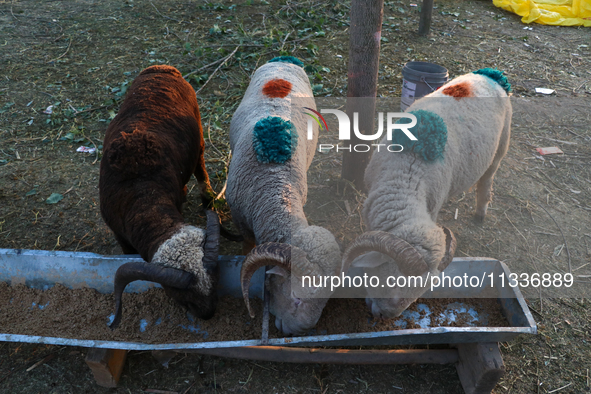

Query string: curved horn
109 261 193 330
342 231 429 276
203 210 221 270
437 226 457 272
240 243 316 318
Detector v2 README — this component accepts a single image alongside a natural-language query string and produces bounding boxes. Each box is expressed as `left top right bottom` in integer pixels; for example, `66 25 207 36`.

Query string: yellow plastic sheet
493 0 591 26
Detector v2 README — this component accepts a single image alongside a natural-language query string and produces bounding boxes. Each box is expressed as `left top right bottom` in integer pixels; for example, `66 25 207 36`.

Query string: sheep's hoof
473 213 485 224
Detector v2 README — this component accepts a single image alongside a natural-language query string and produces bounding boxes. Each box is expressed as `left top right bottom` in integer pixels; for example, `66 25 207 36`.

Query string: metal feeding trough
0 249 536 349
0 249 537 393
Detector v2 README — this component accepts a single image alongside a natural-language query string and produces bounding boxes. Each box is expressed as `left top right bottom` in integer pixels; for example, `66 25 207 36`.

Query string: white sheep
225 57 342 335
342 68 512 319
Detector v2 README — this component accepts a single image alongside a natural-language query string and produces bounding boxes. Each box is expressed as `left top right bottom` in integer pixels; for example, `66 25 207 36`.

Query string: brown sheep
99 65 220 328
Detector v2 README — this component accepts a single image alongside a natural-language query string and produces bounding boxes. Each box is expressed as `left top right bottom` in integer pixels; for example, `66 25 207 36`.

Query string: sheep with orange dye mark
226 57 343 335
262 78 293 98
442 82 472 100
342 68 513 319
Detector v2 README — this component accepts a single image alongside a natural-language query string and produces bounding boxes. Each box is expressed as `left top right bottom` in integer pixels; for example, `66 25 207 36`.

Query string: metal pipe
186 346 459 365
261 271 270 345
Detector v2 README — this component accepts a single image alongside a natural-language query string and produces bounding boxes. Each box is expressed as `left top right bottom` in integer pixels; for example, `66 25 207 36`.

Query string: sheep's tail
472 68 511 94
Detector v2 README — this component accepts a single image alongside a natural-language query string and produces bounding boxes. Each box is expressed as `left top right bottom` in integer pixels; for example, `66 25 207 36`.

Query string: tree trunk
418 0 435 36
341 0 384 191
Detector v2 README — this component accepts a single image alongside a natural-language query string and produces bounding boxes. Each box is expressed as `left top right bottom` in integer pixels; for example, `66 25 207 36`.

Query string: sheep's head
241 227 341 336
109 210 220 329
342 227 456 319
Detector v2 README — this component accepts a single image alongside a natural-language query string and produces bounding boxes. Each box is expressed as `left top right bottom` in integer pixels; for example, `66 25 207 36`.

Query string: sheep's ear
266 266 289 277
350 251 390 269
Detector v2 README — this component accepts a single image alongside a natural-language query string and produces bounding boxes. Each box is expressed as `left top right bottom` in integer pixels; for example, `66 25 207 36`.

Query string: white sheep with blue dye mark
342 68 513 319
226 57 342 335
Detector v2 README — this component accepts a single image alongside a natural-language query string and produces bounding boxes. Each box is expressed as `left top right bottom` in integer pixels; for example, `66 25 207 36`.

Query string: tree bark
341 0 384 191
418 0 435 36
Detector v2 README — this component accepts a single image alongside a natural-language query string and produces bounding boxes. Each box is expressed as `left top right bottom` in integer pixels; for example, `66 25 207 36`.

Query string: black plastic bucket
401 62 449 111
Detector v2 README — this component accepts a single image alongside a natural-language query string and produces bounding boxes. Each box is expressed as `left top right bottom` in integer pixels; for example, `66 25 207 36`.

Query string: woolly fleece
357 70 513 318
226 60 341 335
262 78 293 98
253 116 298 164
151 225 211 292
391 109 447 162
442 82 472 99
267 56 304 67
227 60 317 246
472 68 512 94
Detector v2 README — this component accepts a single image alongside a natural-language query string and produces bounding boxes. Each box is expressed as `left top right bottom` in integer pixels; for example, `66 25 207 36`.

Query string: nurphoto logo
304 107 418 153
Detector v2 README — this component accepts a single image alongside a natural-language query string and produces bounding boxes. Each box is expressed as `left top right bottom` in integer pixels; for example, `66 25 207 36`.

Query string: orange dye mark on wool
442 82 472 100
183 185 188 196
262 78 293 98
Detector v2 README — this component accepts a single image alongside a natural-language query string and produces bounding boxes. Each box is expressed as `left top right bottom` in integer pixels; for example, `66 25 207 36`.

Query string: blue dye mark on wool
268 56 304 68
472 68 511 93
107 314 115 326
390 109 447 162
253 116 298 164
139 319 149 332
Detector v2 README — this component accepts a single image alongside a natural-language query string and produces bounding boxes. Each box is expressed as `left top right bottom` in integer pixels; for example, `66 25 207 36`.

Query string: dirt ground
1 0 590 393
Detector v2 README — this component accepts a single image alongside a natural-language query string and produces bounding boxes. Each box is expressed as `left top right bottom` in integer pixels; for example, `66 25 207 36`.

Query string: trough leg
455 343 505 394
85 348 128 388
